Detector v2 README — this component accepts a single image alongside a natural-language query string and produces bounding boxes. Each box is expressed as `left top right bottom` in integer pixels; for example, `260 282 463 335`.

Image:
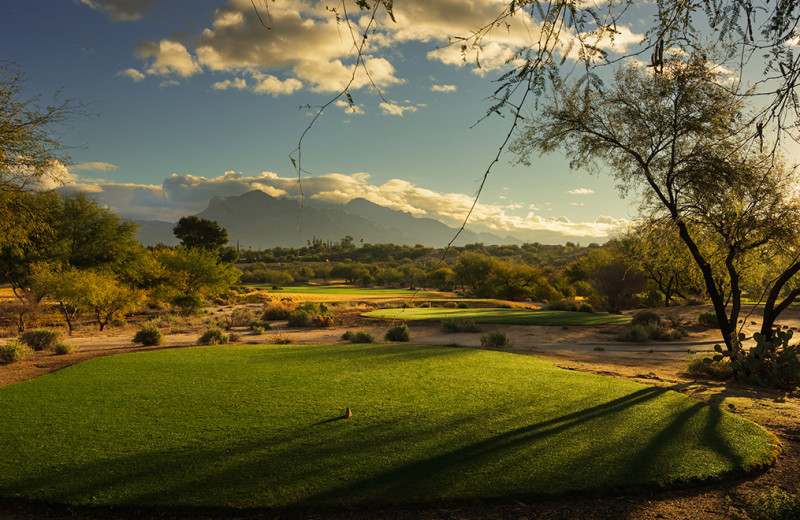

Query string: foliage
52 342 73 355
249 319 272 332
19 328 62 351
631 311 661 327
342 330 374 343
262 300 296 320
133 324 164 346
616 324 649 343
171 294 203 316
153 246 240 300
686 356 734 381
710 330 800 390
515 52 800 363
480 331 512 348
198 328 229 346
384 324 410 342
0 62 81 249
578 303 594 313
727 487 800 520
547 301 577 312
0 340 30 364
228 308 254 327
441 319 482 333
173 216 228 251
286 309 311 327
698 312 719 328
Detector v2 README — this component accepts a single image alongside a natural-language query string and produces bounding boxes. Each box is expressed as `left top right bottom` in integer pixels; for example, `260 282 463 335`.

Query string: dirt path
1 305 798 519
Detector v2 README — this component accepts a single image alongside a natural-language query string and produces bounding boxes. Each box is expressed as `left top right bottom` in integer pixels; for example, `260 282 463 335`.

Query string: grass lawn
246 284 436 296
0 344 776 509
363 307 633 326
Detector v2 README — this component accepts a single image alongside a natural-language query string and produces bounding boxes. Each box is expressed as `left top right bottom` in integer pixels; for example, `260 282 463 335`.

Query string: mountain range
134 189 521 248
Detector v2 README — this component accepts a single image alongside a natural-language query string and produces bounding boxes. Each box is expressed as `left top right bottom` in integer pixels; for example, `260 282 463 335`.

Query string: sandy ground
0 301 799 519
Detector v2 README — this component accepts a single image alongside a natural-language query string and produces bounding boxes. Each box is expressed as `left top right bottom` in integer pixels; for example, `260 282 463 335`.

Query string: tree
153 246 240 300
514 54 800 354
0 61 80 249
173 216 228 251
454 252 497 297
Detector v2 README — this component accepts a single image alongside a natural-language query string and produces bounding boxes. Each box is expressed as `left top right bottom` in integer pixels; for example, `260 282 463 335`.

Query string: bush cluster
133 324 164 346
728 487 800 520
52 342 74 355
172 294 204 316
262 300 296 320
685 355 734 380
698 311 719 328
384 324 410 342
198 328 229 346
342 330 375 343
285 302 336 328
0 341 30 364
441 319 482 333
547 301 594 313
19 329 63 351
480 331 512 348
617 322 686 342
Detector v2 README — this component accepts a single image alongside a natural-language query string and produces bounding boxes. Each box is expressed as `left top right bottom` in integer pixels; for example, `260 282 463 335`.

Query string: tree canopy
173 216 229 251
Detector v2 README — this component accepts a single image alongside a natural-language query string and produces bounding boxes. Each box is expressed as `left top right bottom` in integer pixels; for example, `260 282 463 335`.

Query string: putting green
0 344 777 509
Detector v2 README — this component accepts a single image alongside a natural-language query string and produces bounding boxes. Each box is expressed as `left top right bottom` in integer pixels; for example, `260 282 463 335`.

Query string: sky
1 0 675 244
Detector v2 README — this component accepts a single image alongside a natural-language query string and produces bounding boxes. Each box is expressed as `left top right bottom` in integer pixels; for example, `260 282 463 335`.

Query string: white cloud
335 99 365 114
567 188 595 195
211 77 247 90
71 161 119 172
80 0 154 21
137 39 202 77
380 101 418 117
116 68 145 82
431 84 457 92
60 170 629 241
251 72 303 96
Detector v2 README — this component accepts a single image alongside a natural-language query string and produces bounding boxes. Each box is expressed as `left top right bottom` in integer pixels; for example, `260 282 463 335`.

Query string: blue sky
2 0 666 243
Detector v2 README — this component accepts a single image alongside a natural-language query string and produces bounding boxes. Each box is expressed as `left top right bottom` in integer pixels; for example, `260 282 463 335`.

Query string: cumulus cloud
61 170 629 240
136 39 202 77
567 188 595 195
380 101 418 117
80 0 155 21
116 68 145 82
335 99 365 114
71 161 118 172
211 77 247 90
116 0 640 99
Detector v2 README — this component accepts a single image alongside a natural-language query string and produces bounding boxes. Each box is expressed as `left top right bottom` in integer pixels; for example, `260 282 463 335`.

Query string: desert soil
0 300 798 520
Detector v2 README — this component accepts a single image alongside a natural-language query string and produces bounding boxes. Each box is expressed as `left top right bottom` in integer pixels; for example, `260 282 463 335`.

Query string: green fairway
363 307 633 326
0 344 775 509
246 284 436 296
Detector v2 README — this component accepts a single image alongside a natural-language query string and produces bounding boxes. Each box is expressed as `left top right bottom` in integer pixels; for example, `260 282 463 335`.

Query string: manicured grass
363 307 633 326
246 284 435 296
0 344 775 509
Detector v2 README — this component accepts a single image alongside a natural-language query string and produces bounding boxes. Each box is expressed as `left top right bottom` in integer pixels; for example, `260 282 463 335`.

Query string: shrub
198 328 229 346
631 310 661 326
0 341 30 364
727 487 800 520
53 342 74 355
249 320 272 332
418 302 431 308
229 308 254 327
578 303 595 313
686 355 734 380
457 302 469 309
384 324 410 342
441 319 482 333
287 309 311 327
19 329 63 351
227 332 240 342
262 300 296 320
312 314 335 327
250 325 266 335
480 331 512 348
271 334 291 344
547 300 577 312
172 294 204 316
133 324 164 346
617 324 649 342
715 329 800 390
442 302 458 309
698 311 718 328
343 330 374 343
